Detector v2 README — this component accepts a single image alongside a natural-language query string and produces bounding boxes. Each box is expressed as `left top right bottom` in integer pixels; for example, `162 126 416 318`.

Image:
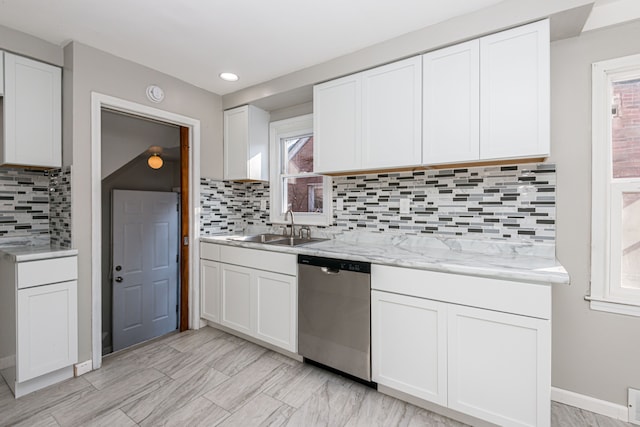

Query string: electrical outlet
260 200 267 210
400 198 410 214
336 198 344 211
74 360 93 377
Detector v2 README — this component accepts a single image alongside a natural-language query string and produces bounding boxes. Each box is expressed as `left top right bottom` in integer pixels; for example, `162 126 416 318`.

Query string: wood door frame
179 126 189 332
90 93 201 369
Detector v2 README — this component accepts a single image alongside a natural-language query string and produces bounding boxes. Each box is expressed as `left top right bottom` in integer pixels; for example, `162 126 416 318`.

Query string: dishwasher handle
320 266 340 275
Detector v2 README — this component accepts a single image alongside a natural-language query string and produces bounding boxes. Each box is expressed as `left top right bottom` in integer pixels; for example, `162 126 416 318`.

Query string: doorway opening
90 93 201 369
100 109 190 355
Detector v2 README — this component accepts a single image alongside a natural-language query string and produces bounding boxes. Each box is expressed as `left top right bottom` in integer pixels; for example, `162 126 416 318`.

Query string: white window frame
269 114 332 226
591 53 640 317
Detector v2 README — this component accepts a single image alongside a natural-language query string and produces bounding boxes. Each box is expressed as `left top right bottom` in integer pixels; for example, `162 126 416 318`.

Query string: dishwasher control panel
298 254 371 274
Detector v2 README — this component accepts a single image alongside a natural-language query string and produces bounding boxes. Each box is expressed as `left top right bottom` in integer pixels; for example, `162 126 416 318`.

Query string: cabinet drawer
372 265 550 319
17 256 78 289
201 242 221 261
220 246 296 276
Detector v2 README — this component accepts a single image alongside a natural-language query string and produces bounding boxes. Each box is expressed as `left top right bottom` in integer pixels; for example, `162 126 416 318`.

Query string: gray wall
101 110 180 179
64 41 223 362
0 24 63 66
551 20 640 406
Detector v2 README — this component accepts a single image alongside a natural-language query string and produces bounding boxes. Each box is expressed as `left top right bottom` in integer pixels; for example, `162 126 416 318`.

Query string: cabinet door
448 305 550 427
362 56 422 169
200 260 221 323
254 270 296 352
224 106 249 180
220 264 253 335
17 281 77 382
423 41 480 165
313 74 361 173
372 291 447 406
3 53 61 168
480 19 550 160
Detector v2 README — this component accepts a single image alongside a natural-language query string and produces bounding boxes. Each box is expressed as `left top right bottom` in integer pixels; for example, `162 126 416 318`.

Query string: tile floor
0 327 634 426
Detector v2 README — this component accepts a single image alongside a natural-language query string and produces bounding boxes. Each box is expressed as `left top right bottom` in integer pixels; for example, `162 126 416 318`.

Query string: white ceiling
0 0 504 95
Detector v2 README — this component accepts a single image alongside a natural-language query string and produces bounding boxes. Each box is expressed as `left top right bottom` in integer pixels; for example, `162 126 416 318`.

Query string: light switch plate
400 198 410 214
260 200 267 210
336 198 344 211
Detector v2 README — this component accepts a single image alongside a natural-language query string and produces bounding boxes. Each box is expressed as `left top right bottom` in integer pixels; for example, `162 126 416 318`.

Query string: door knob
115 277 123 283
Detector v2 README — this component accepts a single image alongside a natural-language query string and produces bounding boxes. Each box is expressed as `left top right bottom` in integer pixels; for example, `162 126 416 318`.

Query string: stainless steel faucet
284 209 295 237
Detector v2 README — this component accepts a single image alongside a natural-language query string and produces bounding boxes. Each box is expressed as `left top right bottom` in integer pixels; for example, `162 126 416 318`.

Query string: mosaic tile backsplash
49 166 72 247
0 169 50 241
200 162 556 243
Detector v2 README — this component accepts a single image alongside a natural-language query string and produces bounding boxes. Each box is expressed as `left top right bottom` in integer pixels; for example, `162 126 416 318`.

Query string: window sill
586 296 640 317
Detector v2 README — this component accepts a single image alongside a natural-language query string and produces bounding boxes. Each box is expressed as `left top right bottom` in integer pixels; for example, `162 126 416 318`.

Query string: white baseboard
551 387 629 422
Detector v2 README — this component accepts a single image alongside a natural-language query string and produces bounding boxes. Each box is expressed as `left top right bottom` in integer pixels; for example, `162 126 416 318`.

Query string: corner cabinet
200 242 297 353
372 265 551 427
223 105 270 181
314 56 422 174
1 52 62 168
423 19 549 165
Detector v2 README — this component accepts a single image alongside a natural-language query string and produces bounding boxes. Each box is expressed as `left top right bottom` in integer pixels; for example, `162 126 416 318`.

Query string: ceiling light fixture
219 72 239 82
147 153 163 169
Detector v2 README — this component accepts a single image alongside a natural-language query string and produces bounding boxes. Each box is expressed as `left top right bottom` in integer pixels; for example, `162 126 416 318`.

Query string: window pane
283 136 314 174
612 79 640 179
284 175 323 213
621 191 640 289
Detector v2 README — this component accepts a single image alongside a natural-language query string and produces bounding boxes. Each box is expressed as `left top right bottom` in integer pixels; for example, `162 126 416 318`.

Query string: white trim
590 54 640 314
551 387 629 422
90 93 201 371
588 298 640 318
269 114 332 227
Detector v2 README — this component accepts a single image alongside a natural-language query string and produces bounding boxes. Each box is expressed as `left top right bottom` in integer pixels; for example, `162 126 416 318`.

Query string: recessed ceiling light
219 72 239 82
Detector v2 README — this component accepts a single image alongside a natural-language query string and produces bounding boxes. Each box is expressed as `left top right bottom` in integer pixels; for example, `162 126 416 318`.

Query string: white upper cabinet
313 74 361 173
224 105 270 181
423 40 480 165
314 56 421 174
361 56 422 169
2 52 61 168
480 19 550 160
423 19 549 165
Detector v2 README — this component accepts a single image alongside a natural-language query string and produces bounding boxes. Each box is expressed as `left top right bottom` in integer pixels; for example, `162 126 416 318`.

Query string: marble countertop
200 232 569 286
0 245 78 262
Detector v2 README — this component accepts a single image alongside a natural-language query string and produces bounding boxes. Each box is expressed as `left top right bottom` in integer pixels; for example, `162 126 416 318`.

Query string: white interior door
112 190 179 352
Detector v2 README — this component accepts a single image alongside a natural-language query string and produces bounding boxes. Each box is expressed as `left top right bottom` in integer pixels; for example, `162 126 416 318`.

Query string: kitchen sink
266 237 329 247
229 233 286 243
229 233 328 246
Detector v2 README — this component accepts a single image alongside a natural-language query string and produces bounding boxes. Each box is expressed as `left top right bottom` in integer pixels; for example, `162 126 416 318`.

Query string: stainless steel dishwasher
298 254 372 383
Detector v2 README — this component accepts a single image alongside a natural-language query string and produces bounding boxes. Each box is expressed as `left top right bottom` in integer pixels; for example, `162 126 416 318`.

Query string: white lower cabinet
371 290 447 406
17 281 78 382
200 243 297 353
200 259 221 323
254 270 296 350
448 304 550 427
220 263 253 336
372 265 551 427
